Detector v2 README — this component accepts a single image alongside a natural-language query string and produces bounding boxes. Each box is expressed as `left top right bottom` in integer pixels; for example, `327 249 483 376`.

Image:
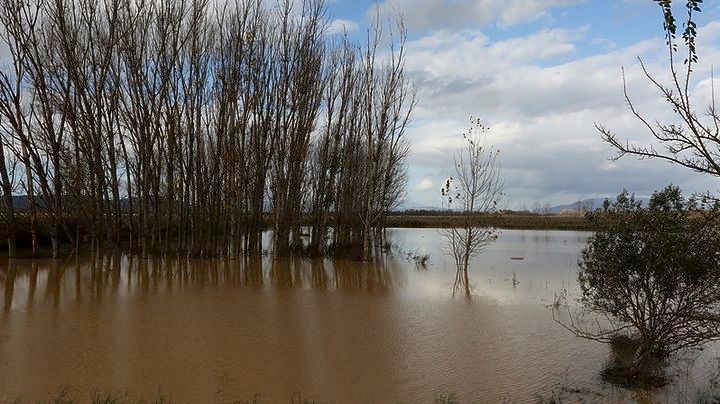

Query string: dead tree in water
308 38 356 257
441 119 504 297
269 0 326 256
327 14 414 259
0 0 37 257
0 0 414 258
359 15 414 260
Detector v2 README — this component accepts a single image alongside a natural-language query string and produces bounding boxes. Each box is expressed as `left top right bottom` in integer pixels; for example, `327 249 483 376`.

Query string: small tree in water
557 185 720 386
440 118 504 297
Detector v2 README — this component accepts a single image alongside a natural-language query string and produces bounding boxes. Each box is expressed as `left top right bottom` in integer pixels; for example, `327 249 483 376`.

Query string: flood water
1 229 718 403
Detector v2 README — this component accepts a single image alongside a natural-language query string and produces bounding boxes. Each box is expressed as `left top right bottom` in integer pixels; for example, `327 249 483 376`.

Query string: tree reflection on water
0 253 408 311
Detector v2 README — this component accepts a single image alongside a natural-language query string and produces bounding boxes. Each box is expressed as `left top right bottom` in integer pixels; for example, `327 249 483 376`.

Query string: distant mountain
397 197 654 214
397 200 440 211
549 197 650 214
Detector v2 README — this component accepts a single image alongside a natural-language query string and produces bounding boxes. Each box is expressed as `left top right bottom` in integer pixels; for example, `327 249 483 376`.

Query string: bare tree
440 118 504 297
597 1 720 180
0 0 40 257
358 12 414 260
0 0 413 259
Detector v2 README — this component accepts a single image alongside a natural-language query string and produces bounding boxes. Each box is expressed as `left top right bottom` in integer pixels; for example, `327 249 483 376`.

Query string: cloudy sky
324 0 720 210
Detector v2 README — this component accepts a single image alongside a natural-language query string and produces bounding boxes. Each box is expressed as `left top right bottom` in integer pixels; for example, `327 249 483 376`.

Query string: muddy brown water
0 229 717 403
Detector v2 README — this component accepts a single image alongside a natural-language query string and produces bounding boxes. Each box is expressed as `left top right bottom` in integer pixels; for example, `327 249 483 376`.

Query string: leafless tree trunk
0 0 415 259
441 119 504 298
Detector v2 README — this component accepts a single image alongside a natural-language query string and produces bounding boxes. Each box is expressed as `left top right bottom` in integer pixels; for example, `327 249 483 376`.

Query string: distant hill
549 197 650 214
398 200 439 211
397 197 653 214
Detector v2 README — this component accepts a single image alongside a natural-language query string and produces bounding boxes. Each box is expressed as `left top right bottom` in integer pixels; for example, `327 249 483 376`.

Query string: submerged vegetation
551 0 720 391
556 186 720 387
0 0 414 259
440 118 504 297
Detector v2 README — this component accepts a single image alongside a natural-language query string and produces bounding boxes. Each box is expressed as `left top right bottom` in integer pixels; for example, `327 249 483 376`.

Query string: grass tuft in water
433 392 460 404
289 392 326 404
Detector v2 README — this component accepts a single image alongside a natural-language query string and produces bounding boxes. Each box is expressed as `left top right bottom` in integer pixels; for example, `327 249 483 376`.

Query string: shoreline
385 214 596 231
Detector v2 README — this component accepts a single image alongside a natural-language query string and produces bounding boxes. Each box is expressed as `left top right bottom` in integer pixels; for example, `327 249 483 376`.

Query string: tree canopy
560 186 720 384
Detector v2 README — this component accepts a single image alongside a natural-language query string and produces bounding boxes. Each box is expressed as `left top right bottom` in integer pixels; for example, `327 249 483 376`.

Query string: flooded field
0 229 718 403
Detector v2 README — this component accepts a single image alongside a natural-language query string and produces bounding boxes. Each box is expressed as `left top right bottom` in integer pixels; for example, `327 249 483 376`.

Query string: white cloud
400 21 720 209
370 0 579 32
415 178 437 191
327 18 359 34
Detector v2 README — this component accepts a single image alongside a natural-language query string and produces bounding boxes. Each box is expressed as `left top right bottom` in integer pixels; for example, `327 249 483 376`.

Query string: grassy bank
385 213 596 231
